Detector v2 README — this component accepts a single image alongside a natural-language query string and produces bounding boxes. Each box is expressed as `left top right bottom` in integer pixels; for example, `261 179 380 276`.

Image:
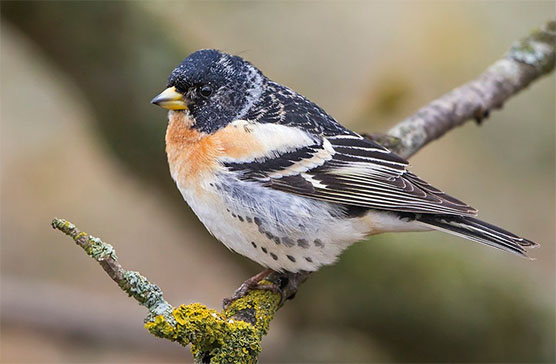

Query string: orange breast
165 113 267 189
165 112 220 189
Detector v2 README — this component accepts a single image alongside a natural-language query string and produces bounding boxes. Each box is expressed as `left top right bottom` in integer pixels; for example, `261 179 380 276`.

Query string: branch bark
51 19 554 364
379 19 555 159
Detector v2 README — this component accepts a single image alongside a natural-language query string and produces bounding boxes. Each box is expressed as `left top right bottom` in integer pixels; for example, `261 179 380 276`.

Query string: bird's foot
222 268 284 310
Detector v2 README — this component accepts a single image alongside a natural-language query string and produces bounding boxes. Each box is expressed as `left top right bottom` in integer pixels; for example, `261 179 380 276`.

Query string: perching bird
152 49 537 277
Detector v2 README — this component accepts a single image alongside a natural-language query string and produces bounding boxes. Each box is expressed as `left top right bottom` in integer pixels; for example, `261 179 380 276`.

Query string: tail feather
416 215 538 257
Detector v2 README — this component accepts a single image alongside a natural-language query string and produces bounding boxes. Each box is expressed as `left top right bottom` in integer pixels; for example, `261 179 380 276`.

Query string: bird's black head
151 49 265 134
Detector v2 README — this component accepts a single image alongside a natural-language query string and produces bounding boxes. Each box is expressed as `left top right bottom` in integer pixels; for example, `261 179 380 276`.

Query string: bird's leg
222 268 284 309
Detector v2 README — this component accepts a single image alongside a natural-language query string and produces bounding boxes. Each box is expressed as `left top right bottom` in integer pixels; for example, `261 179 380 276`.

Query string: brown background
1 2 554 363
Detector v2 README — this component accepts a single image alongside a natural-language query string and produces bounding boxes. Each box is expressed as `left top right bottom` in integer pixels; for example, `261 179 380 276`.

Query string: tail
415 214 538 257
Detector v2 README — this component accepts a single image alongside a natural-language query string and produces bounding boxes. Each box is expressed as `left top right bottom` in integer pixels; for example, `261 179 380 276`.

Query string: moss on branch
51 218 292 363
146 287 279 364
508 20 555 74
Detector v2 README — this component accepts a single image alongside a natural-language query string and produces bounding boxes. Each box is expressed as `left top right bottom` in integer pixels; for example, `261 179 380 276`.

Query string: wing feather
223 131 477 216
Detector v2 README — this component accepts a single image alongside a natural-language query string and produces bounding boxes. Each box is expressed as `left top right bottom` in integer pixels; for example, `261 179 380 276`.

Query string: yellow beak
151 86 188 110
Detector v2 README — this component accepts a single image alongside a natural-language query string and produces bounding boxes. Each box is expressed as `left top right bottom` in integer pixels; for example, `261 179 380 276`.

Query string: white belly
176 172 430 272
177 176 376 272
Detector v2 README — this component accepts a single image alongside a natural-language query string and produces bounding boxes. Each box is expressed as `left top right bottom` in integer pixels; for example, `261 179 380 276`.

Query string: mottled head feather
166 49 348 136
167 49 264 133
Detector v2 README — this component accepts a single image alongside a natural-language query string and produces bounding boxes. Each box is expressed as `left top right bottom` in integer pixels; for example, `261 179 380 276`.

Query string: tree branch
51 18 554 364
51 218 308 363
376 19 555 159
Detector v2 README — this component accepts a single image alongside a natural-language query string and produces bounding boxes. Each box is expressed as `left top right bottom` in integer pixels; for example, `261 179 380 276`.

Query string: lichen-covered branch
50 220 173 320
51 218 307 363
51 18 554 364
379 19 555 159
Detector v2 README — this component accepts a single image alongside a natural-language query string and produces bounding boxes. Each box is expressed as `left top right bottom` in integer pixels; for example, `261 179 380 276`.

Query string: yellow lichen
145 315 178 340
224 281 280 336
74 231 88 241
53 218 281 363
144 301 264 363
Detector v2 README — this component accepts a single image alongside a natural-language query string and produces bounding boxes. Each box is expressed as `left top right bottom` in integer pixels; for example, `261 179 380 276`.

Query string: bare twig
50 219 173 319
379 19 555 159
51 19 555 364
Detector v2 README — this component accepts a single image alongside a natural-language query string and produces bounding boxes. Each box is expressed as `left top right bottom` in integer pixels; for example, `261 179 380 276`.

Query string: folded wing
223 131 477 216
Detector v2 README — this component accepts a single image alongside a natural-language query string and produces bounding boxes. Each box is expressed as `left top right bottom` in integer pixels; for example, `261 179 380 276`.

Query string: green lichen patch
507 21 556 74
120 270 168 311
51 218 77 237
52 218 118 261
87 236 117 261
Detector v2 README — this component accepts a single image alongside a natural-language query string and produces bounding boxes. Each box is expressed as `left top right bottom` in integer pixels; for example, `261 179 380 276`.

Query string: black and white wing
224 132 478 216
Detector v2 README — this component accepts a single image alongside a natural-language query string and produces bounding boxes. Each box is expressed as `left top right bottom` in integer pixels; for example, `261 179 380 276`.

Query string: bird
151 49 537 290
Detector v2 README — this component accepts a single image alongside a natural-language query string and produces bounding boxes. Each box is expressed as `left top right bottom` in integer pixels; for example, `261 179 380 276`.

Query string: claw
222 268 284 309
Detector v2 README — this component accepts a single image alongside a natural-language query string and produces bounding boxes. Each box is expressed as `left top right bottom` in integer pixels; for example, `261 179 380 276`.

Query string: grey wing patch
225 134 477 216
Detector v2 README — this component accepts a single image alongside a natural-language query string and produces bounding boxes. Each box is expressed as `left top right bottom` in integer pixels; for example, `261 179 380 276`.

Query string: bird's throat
165 112 219 189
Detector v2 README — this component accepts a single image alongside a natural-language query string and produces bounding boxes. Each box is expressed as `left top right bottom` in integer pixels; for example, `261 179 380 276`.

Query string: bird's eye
200 85 213 98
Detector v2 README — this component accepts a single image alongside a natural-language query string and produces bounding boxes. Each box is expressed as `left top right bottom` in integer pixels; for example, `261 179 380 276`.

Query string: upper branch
382 19 555 159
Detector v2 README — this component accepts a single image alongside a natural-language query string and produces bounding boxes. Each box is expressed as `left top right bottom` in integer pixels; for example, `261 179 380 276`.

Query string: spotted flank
196 176 371 272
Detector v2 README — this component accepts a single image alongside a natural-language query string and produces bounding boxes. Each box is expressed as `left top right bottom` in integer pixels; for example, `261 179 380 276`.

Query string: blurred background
1 2 554 363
